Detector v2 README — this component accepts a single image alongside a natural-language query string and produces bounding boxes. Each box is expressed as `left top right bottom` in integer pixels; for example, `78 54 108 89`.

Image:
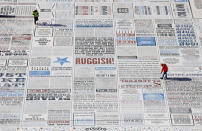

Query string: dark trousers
160 71 167 79
34 17 38 24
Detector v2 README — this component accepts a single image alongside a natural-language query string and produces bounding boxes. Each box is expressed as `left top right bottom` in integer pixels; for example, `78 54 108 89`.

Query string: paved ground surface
0 0 202 131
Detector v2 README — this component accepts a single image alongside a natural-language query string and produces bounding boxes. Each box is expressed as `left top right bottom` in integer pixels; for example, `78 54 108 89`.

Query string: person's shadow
0 15 15 18
166 77 192 81
37 22 65 27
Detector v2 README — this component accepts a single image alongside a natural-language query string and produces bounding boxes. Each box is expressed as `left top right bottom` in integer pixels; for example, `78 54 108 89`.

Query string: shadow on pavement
37 23 65 27
0 15 15 18
166 77 192 81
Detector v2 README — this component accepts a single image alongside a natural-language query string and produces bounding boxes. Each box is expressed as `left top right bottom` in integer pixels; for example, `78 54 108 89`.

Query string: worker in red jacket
160 63 168 79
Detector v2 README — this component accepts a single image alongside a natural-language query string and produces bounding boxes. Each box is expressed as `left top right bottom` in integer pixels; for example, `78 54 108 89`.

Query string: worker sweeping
160 63 168 80
32 10 39 25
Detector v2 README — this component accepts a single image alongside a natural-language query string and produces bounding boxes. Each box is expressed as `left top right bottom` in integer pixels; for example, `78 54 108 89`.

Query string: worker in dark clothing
160 63 168 80
32 10 39 25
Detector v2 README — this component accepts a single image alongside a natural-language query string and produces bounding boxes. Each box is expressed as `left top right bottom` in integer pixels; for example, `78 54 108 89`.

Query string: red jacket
161 64 168 73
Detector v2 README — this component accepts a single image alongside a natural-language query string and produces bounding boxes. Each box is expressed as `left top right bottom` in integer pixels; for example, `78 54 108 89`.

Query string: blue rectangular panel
29 71 50 76
143 93 165 101
137 37 156 46
174 0 187 2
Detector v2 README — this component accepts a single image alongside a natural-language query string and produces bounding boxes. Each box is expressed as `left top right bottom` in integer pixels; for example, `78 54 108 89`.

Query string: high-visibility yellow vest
32 11 39 17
